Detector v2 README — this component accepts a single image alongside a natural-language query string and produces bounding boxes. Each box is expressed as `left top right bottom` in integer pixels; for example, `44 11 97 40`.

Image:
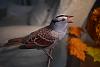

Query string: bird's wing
23 26 58 47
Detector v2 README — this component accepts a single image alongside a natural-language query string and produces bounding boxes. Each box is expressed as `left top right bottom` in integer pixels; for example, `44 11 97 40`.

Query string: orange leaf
68 26 84 37
67 37 87 61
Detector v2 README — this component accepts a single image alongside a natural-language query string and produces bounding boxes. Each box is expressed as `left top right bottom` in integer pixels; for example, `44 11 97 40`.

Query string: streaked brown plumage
22 26 58 48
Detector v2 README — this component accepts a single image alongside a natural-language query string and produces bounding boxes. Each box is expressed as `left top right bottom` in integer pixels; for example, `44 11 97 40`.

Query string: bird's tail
1 37 23 47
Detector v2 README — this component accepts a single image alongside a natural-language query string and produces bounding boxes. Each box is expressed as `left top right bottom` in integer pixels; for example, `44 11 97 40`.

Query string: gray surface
51 40 67 67
0 40 67 67
0 48 47 67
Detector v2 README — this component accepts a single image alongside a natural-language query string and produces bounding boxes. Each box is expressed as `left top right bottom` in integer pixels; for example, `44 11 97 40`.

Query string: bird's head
50 15 74 31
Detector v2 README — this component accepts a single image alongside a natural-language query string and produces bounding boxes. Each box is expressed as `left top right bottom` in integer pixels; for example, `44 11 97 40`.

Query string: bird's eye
62 18 65 21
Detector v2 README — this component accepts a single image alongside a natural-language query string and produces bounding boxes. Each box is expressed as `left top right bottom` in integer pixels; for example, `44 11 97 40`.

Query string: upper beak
68 16 74 18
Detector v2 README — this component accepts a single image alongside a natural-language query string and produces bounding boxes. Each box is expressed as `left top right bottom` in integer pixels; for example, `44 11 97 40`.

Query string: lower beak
68 20 73 23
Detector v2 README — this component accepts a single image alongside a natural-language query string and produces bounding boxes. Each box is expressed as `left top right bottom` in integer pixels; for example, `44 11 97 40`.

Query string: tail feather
3 37 23 47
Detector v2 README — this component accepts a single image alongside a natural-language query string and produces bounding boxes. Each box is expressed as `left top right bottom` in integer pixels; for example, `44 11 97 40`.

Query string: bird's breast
53 29 67 40
58 32 66 40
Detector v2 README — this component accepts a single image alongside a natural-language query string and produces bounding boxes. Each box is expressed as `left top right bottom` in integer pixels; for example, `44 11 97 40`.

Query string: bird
1 15 73 66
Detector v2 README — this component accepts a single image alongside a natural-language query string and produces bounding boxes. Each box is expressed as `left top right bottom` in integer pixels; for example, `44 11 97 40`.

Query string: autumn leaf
68 26 84 37
66 25 87 61
67 37 87 61
87 47 100 62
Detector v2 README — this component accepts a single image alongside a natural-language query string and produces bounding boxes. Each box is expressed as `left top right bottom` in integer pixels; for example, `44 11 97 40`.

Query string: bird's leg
42 40 58 60
42 45 55 67
47 48 53 67
42 49 53 60
43 40 58 67
47 40 58 67
42 48 53 67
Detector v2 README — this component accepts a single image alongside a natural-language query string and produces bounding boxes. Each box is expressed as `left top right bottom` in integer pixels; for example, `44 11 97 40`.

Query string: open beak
67 16 74 23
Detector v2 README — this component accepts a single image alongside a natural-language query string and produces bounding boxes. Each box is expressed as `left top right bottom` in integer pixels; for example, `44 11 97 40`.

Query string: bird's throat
53 23 68 33
52 24 68 40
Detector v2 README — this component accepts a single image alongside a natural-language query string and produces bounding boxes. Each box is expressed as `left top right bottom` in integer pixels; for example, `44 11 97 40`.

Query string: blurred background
0 0 95 26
